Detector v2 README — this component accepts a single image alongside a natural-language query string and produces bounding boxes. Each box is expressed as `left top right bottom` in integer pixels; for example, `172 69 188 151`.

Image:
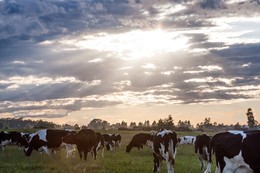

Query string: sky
0 0 259 126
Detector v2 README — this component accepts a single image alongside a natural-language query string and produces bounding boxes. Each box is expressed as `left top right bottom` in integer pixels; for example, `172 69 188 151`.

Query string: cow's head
126 144 131 153
24 146 33 156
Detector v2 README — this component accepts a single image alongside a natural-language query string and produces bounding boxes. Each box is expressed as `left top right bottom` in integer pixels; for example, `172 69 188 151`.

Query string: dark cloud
199 0 226 9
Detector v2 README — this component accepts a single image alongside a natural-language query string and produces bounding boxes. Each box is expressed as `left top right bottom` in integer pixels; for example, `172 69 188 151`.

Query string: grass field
0 130 216 173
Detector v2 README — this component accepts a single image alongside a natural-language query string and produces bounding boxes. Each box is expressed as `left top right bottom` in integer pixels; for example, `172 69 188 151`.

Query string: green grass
0 131 216 173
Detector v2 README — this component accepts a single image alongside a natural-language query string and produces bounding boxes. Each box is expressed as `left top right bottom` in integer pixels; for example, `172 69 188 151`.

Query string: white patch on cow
146 140 153 148
62 142 76 158
158 139 175 173
215 162 221 173
228 130 247 140
96 141 101 151
223 151 253 173
179 136 196 145
204 162 211 173
198 146 211 173
20 132 25 136
1 139 11 146
37 129 48 142
96 141 104 157
38 146 52 155
157 129 172 137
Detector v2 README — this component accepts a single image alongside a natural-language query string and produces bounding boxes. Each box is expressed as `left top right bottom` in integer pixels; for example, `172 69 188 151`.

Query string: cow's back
77 129 97 151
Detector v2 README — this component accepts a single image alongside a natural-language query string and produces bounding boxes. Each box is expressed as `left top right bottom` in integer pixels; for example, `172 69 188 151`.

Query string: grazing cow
24 129 75 156
0 131 29 149
95 132 105 157
111 133 121 149
102 134 113 150
195 134 211 173
153 129 178 173
62 129 97 160
209 130 260 173
178 136 196 145
62 143 77 158
126 133 154 153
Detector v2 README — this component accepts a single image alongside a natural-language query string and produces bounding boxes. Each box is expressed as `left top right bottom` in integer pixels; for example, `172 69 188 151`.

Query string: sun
71 29 190 60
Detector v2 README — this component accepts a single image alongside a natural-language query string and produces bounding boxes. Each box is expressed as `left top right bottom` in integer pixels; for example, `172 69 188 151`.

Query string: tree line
0 108 258 132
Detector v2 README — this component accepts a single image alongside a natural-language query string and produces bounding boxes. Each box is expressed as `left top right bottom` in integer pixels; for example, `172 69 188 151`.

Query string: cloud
0 0 260 122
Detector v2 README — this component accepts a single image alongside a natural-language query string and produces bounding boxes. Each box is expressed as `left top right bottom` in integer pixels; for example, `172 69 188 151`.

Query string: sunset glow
0 0 259 126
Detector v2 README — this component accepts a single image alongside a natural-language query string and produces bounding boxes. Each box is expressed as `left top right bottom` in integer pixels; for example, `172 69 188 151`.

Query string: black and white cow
195 134 211 173
153 129 178 173
102 134 113 151
62 129 97 160
126 133 154 153
95 132 105 157
0 131 29 149
178 136 196 145
209 130 260 173
111 133 121 149
24 129 75 156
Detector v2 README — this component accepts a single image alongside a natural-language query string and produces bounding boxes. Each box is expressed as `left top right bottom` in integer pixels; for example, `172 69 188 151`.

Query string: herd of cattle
0 128 260 173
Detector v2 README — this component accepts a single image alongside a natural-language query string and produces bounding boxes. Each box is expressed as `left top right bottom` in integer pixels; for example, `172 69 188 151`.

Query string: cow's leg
109 144 113 150
153 153 160 173
198 154 204 171
83 149 88 161
204 162 211 173
101 147 104 157
215 163 221 173
77 146 83 160
93 147 97 160
106 144 110 151
166 159 174 173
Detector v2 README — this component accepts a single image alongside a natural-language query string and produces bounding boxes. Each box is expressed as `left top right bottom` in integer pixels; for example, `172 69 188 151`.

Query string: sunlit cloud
142 63 156 69
12 61 26 65
184 77 240 85
57 29 190 60
88 58 103 63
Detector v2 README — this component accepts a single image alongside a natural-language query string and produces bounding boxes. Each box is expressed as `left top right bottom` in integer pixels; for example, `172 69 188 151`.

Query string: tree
74 124 80 130
157 115 174 130
152 120 157 127
246 108 257 128
121 121 127 128
203 117 212 128
129 122 137 128
88 118 109 129
144 120 150 127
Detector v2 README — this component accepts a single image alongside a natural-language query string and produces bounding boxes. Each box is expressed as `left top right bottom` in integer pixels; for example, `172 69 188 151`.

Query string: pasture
0 130 216 173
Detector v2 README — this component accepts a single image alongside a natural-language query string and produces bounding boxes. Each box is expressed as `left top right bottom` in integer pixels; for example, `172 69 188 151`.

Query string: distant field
0 130 216 173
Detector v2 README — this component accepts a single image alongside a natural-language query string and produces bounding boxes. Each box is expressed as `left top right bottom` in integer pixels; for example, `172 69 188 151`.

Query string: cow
111 133 121 149
0 131 29 149
178 136 196 145
209 130 260 173
62 143 77 158
126 133 154 153
24 129 75 156
152 129 178 173
195 134 211 173
62 129 97 160
102 134 113 151
95 132 105 157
